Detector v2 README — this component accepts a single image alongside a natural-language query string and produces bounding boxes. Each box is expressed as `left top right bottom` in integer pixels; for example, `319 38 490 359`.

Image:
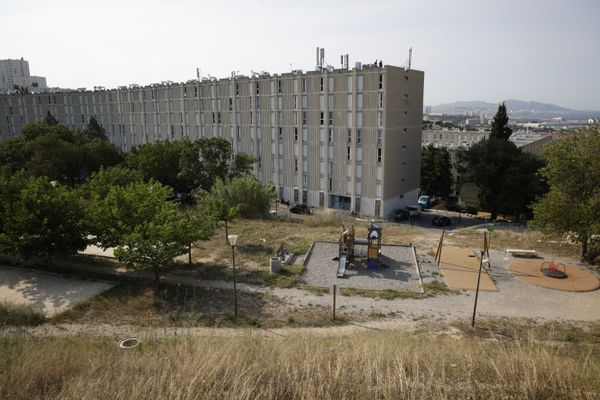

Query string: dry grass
447 228 581 260
0 331 597 399
0 302 46 327
50 281 343 329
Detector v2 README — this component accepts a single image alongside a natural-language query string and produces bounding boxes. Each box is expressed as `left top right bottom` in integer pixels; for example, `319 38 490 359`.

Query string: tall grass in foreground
1 332 597 399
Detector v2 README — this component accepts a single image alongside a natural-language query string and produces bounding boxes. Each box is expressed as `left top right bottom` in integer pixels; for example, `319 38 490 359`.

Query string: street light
227 234 239 319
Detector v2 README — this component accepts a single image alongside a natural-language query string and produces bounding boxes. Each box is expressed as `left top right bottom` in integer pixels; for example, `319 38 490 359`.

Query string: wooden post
435 230 445 265
332 284 337 321
471 250 484 327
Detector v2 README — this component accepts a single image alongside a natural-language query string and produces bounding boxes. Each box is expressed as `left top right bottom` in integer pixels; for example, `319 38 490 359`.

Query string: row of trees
0 120 277 284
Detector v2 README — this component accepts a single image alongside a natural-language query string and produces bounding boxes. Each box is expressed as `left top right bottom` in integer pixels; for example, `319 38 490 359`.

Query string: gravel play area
302 241 422 292
0 266 115 317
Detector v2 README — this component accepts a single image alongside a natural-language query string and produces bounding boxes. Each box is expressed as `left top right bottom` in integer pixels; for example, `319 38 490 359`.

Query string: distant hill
430 100 599 120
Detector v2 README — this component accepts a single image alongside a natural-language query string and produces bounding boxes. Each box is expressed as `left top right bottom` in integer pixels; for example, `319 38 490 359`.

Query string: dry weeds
0 331 597 399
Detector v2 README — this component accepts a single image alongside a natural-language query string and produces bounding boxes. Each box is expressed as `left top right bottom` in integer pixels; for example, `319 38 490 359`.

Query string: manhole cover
118 337 141 349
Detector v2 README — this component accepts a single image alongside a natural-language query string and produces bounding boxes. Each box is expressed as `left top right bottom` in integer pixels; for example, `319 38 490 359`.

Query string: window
377 129 382 146
377 111 383 127
347 128 352 143
347 112 352 126
357 112 363 127
294 127 298 141
320 77 324 92
377 148 382 163
328 112 333 125
357 75 364 91
279 127 283 139
347 94 352 108
347 75 353 91
320 112 324 125
357 129 362 145
347 146 351 161
302 111 307 125
302 79 306 92
328 94 334 109
328 76 334 91
294 159 298 173
357 94 363 108
329 178 333 191
378 74 383 89
378 93 383 108
235 83 239 95
278 80 282 94
302 95 307 109
256 83 260 95
328 128 333 143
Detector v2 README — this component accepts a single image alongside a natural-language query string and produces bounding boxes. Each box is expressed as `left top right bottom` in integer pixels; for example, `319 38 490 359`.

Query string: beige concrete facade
0 65 424 217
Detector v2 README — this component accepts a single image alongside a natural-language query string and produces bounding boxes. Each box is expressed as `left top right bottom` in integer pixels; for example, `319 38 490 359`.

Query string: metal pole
332 284 336 320
232 245 238 319
471 250 484 327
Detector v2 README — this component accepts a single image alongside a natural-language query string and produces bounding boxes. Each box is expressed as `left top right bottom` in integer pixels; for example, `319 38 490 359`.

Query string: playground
302 242 422 291
302 222 423 291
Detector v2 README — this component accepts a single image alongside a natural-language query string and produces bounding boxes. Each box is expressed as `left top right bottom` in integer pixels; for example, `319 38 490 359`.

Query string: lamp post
228 234 239 319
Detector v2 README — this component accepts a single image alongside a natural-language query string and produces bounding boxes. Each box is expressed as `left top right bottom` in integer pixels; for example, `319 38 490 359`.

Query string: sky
2 0 599 110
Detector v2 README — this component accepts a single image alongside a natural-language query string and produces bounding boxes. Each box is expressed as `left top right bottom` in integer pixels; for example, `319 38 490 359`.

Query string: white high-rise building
0 58 47 90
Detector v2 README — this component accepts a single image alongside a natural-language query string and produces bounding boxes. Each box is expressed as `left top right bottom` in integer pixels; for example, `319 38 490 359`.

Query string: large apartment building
0 62 424 217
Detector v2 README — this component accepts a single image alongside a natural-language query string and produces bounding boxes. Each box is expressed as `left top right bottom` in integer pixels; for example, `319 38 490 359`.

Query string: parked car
289 204 311 215
432 216 452 227
418 195 430 209
406 205 422 217
388 208 410 222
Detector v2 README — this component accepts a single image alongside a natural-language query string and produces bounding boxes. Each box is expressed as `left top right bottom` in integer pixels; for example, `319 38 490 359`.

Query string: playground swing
336 220 382 278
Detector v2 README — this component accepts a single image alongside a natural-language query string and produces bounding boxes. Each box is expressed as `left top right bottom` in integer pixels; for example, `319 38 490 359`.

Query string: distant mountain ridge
430 99 599 119
432 99 576 114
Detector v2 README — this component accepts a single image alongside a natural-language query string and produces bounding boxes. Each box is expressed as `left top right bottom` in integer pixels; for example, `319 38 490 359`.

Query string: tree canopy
458 138 544 220
126 137 255 194
420 145 453 200
490 102 512 140
531 127 600 262
0 122 122 185
0 173 87 266
89 180 214 285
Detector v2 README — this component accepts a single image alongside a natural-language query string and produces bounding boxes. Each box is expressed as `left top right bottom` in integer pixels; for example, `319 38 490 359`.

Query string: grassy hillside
1 331 597 399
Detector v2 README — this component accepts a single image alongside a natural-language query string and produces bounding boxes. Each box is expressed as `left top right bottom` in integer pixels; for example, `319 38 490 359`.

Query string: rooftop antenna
403 47 413 71
196 68 200 80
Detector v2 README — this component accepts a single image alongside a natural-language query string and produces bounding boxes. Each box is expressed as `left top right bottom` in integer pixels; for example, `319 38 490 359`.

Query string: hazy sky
2 0 599 109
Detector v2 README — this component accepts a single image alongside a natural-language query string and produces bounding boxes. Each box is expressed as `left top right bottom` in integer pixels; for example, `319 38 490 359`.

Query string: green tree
82 166 144 201
531 128 600 262
125 140 182 190
204 176 276 242
420 144 453 200
127 137 254 194
83 138 123 176
490 102 512 141
90 181 211 286
83 116 108 142
0 173 87 267
458 139 544 220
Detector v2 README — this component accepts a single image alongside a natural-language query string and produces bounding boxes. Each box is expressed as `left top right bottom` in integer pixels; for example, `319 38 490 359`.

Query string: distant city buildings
0 58 47 91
